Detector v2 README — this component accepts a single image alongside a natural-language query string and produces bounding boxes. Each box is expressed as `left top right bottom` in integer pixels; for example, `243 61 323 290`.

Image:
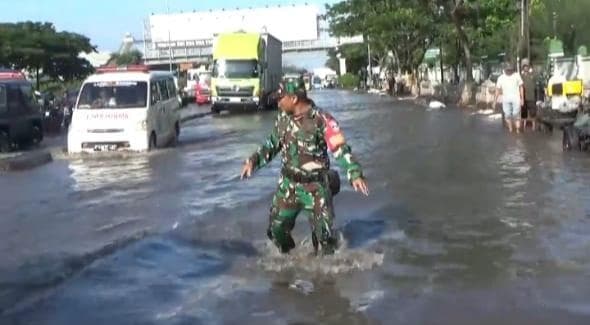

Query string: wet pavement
1 90 589 324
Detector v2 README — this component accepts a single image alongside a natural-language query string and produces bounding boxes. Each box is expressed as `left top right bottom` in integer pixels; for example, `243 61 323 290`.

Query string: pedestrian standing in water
240 78 369 256
520 59 538 131
495 62 524 133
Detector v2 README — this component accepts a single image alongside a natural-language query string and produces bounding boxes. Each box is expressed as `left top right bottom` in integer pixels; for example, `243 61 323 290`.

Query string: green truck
210 32 282 113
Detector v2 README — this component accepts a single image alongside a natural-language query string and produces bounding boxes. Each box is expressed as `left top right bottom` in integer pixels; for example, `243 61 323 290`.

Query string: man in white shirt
495 62 524 133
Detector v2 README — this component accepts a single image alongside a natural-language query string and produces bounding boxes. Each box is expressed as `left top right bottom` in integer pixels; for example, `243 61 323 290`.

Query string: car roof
0 78 32 85
83 70 173 83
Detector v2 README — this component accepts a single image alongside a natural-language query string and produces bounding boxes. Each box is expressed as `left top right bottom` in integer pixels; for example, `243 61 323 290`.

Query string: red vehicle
195 71 211 105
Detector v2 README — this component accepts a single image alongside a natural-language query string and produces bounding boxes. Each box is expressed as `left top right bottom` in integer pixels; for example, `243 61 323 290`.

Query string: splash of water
255 234 384 275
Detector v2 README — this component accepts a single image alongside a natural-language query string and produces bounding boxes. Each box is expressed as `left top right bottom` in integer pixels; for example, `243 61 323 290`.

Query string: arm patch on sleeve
322 113 346 151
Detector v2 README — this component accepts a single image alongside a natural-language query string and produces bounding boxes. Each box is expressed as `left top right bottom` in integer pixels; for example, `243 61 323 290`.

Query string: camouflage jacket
248 105 363 182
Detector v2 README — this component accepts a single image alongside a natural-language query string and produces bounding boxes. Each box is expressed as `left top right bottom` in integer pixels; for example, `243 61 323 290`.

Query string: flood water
1 90 589 324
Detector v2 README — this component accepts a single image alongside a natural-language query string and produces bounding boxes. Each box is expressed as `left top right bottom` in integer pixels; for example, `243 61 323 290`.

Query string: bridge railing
141 34 363 62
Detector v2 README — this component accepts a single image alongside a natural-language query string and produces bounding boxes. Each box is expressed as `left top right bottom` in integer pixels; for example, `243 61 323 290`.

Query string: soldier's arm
248 113 283 170
321 113 363 182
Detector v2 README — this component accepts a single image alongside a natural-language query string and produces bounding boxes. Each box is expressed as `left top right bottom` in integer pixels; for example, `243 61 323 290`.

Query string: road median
0 150 53 172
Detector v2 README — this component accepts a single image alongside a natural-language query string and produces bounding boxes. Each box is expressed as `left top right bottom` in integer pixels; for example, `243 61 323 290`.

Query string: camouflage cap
277 75 307 99
281 76 306 94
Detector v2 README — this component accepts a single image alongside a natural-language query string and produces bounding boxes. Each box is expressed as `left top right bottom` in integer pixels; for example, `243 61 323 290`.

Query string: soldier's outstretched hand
352 177 369 196
240 159 254 179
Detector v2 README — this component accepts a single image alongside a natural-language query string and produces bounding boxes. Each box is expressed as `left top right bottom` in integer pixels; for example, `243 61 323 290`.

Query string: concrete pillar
339 58 347 75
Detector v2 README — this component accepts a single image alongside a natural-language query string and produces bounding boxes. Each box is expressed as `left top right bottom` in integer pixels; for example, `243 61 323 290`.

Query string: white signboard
148 4 320 43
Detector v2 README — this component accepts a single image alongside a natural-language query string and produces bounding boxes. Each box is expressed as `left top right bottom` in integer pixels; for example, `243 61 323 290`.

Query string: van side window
150 82 160 105
0 85 7 113
166 79 176 99
158 80 169 101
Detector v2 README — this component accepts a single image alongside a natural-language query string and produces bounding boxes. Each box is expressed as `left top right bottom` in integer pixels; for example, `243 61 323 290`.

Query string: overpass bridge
139 35 364 66
135 4 363 67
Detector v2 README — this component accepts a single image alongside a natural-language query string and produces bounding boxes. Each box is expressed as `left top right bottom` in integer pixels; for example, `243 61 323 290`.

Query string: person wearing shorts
495 62 524 133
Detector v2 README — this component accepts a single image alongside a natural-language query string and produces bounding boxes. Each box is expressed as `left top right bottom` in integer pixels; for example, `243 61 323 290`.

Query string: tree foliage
327 0 437 74
0 22 95 88
326 43 368 75
109 49 143 66
529 0 590 58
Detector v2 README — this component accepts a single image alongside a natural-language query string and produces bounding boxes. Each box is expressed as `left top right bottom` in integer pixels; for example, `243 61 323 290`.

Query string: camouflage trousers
267 175 338 255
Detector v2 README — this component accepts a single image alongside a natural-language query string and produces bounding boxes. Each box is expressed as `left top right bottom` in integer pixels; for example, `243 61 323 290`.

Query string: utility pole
517 0 525 74
367 35 372 88
439 36 444 84
525 0 530 60
166 0 172 72
552 11 557 37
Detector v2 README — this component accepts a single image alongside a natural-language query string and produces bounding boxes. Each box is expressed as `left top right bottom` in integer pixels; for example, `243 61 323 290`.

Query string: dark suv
0 70 43 152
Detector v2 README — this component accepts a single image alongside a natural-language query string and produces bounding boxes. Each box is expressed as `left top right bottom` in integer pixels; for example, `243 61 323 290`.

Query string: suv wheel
31 125 43 146
0 131 11 153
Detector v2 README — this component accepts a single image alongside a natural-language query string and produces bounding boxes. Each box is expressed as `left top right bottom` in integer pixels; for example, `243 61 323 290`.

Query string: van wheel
148 132 157 151
563 126 581 151
0 131 11 153
211 105 220 114
171 123 180 147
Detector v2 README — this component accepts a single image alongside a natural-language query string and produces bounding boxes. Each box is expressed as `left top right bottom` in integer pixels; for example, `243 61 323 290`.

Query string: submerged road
1 90 589 324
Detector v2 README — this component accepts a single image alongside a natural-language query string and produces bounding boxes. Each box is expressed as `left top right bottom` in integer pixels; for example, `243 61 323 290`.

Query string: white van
67 65 181 153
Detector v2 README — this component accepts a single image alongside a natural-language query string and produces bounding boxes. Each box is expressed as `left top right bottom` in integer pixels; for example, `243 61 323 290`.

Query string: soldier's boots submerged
268 227 338 255
267 227 296 254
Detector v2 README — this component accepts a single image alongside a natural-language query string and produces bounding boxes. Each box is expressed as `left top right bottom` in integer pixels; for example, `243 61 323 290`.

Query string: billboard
148 4 319 44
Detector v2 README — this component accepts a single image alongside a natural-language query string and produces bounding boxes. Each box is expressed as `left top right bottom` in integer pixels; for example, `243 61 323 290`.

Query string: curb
0 151 53 172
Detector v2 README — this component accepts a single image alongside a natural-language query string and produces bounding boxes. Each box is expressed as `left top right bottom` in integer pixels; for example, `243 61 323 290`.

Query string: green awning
548 38 564 58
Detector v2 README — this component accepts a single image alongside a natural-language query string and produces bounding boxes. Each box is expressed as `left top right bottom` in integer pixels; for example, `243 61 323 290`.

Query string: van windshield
77 81 148 109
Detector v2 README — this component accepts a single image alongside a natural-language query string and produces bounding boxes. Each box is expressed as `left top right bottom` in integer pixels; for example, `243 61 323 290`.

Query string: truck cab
210 32 282 113
0 69 43 152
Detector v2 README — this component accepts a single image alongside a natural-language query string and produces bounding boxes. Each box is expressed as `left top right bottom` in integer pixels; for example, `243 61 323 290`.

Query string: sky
0 0 338 52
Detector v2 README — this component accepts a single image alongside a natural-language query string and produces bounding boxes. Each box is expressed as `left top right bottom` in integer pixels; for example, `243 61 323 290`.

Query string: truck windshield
77 81 148 109
213 59 258 79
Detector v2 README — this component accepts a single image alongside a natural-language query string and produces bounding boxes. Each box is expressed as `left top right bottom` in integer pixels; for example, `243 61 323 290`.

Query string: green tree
529 0 590 59
326 0 437 76
0 22 95 89
109 49 143 66
325 43 368 75
433 0 518 104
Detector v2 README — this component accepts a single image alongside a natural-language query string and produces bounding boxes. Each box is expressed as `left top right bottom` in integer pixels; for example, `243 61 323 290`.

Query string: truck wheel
0 131 11 153
563 126 581 151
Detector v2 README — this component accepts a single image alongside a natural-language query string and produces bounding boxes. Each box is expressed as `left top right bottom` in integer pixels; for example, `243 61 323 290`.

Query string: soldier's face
278 95 298 114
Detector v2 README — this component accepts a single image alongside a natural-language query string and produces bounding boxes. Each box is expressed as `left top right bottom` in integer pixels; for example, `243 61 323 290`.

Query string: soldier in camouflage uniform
240 78 369 255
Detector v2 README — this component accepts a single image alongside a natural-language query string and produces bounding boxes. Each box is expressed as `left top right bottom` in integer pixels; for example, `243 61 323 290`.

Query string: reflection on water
68 154 153 193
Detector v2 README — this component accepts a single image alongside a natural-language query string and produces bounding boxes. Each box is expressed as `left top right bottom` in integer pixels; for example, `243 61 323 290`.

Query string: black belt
281 167 325 183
